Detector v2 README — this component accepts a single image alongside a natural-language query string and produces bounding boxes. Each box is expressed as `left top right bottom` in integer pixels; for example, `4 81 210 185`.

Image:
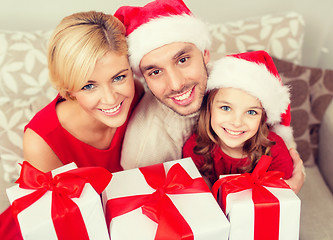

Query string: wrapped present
6 162 112 240
212 155 301 240
102 158 230 240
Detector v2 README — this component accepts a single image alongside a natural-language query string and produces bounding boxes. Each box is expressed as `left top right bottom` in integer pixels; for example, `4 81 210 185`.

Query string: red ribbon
105 162 210 240
211 155 290 240
11 161 112 240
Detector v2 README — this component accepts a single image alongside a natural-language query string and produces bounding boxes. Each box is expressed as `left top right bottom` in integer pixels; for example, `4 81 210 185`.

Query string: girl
183 51 294 186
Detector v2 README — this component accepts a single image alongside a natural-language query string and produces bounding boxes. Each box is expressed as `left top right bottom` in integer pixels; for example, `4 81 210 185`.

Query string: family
1 0 305 238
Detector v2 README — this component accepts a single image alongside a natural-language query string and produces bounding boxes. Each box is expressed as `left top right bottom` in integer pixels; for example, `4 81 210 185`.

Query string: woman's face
71 51 135 129
210 87 263 157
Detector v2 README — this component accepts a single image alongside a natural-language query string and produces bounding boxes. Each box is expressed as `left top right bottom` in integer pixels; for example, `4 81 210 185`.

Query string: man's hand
285 148 305 194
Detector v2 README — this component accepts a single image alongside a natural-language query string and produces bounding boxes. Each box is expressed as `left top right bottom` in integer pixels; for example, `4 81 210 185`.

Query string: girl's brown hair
193 89 275 182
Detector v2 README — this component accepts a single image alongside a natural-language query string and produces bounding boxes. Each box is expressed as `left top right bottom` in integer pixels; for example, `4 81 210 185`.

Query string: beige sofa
0 11 332 239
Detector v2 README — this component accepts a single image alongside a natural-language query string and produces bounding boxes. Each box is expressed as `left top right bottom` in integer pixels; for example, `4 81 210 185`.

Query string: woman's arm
23 128 64 172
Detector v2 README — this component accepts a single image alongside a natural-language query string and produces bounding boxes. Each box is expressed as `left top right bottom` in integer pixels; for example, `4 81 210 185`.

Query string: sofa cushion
0 29 57 182
208 11 305 64
272 57 333 166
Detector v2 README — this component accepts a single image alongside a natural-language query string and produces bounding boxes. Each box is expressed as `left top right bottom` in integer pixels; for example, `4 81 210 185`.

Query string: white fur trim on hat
272 124 297 149
127 14 211 77
207 56 290 125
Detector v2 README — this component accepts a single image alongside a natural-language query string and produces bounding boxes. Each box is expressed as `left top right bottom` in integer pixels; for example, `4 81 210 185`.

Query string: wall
0 0 332 70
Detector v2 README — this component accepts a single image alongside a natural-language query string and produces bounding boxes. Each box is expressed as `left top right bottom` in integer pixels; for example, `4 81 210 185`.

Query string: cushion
208 11 305 64
272 57 333 166
0 29 57 182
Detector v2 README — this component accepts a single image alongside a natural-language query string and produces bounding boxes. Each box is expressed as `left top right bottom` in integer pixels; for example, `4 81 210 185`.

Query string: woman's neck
57 100 116 150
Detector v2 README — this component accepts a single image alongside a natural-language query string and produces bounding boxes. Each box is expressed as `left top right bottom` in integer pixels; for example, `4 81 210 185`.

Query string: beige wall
1 0 332 70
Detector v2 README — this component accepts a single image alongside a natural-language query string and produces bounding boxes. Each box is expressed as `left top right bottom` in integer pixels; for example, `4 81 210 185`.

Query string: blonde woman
0 11 143 239
23 11 143 173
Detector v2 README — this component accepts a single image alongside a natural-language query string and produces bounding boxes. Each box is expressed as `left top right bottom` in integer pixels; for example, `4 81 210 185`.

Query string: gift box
102 158 230 240
212 155 301 240
6 162 111 240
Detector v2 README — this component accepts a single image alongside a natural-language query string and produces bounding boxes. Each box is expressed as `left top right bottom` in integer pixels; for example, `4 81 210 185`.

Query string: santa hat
114 0 211 77
207 51 296 149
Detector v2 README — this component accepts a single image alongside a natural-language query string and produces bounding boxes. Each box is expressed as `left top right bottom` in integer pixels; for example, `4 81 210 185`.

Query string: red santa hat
114 0 211 77
207 51 296 149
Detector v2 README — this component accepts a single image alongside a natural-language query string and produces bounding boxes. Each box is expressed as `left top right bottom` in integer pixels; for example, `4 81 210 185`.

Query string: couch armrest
318 98 333 192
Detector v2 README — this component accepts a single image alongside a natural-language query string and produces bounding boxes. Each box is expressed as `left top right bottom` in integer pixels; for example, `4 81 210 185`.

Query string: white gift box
6 163 110 240
102 158 230 240
219 174 301 240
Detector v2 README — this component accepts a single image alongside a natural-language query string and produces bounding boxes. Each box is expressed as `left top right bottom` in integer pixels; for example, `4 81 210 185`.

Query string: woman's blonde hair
48 11 128 99
193 89 275 182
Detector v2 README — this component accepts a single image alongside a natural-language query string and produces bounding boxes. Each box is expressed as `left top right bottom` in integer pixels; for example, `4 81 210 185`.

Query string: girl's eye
221 106 231 111
150 69 161 76
81 83 95 91
114 75 125 82
247 110 257 115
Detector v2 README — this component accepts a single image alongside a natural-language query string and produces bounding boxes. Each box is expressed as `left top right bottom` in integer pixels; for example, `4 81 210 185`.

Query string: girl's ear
203 49 210 65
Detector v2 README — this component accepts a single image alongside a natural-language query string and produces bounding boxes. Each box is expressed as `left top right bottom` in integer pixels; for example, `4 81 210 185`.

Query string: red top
24 90 139 173
182 131 293 185
0 88 140 240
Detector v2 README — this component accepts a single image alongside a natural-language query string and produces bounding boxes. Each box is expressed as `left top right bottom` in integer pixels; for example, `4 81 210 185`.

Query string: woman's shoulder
25 95 62 133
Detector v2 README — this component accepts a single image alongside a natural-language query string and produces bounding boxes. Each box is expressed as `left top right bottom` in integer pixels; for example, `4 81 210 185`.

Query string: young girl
183 50 294 186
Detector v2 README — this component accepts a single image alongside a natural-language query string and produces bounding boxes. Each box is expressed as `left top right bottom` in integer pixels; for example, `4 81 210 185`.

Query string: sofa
0 11 332 239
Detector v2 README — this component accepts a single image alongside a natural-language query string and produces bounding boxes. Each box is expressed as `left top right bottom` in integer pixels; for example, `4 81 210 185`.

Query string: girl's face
71 51 135 129
210 88 263 157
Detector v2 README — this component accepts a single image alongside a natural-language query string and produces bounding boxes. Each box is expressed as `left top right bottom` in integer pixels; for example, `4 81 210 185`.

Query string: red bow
212 155 290 240
105 163 210 240
11 161 112 240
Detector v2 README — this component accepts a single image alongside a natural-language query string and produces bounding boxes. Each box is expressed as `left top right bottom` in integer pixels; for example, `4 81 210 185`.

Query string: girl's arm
23 128 64 172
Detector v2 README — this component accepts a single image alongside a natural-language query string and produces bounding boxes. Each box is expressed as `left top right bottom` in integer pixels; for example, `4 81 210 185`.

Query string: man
115 0 304 192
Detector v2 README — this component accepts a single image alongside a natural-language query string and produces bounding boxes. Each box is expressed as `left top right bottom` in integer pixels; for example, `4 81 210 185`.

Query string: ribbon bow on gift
11 161 112 240
105 163 210 240
211 155 291 240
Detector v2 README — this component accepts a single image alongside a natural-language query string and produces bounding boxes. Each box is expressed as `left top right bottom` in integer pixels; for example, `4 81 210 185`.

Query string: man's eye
221 106 230 111
81 84 95 90
150 70 161 76
114 75 125 82
179 57 188 64
247 110 257 115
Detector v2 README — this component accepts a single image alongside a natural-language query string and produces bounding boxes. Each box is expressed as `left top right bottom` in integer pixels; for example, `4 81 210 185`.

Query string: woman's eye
247 110 257 115
81 84 95 90
221 106 230 111
114 75 125 82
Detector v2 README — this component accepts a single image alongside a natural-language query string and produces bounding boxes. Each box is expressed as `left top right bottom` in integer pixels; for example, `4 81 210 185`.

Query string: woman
0 11 143 239
23 11 142 172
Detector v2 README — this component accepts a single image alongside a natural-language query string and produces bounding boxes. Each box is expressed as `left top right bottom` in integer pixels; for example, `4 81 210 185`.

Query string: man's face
139 42 210 116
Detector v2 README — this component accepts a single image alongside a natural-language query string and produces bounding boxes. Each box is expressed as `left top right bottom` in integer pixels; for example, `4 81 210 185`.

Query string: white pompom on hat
114 0 211 77
207 51 296 149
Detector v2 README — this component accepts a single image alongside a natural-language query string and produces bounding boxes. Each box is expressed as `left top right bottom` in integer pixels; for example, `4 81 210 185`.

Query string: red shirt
24 90 139 173
0 88 140 240
183 131 293 184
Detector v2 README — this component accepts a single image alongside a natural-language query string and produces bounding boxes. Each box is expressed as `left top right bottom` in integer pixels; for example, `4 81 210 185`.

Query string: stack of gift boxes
6 157 300 239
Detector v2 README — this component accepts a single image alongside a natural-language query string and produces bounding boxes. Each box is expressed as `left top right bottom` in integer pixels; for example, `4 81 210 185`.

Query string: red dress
183 131 294 185
0 89 140 240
